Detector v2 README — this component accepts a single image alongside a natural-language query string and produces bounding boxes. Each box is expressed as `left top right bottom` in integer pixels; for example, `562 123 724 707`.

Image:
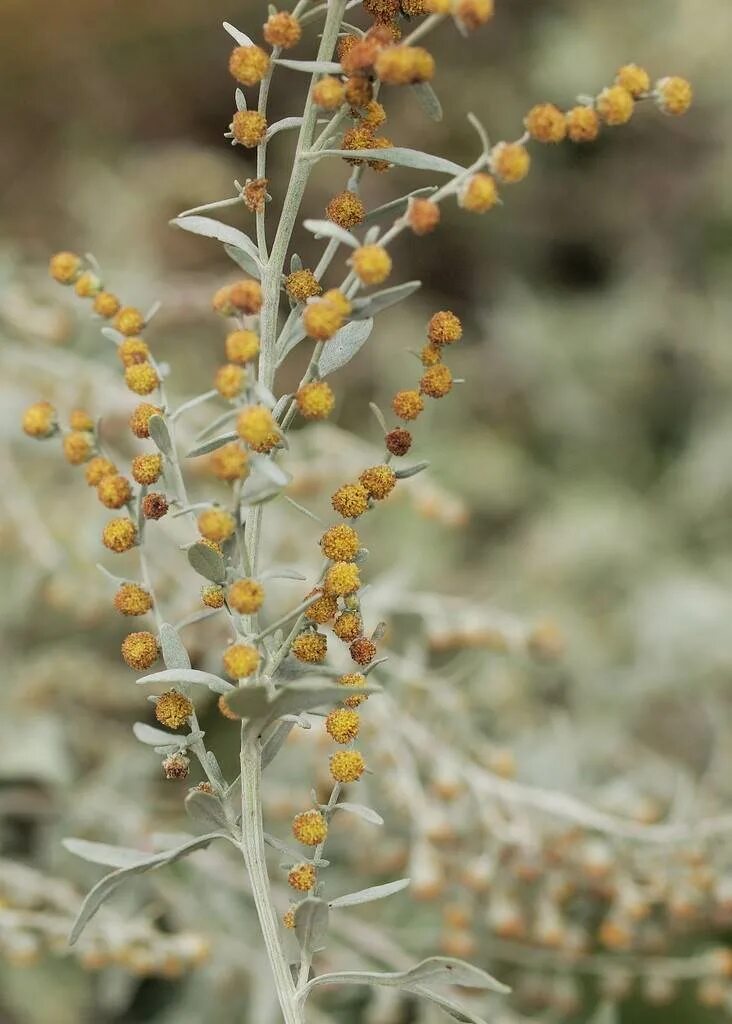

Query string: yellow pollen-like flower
306 591 339 624
524 103 567 143
97 474 133 509
331 482 370 518
329 749 366 783
263 11 302 48
85 456 117 486
93 291 121 319
345 75 374 108
455 0 494 29
222 643 260 679
285 269 322 303
296 381 335 420
121 631 159 670
163 753 190 779
385 427 412 457
303 299 344 341
360 464 396 500
428 310 462 345
118 337 151 367
363 0 400 20
69 408 94 432
114 583 153 616
615 64 651 98
131 453 163 486
420 363 453 398
320 524 360 561
283 908 296 929
352 245 392 286
49 251 81 284
22 401 57 439
292 631 328 663
408 197 441 235
74 271 101 298
326 707 360 744
350 636 377 665
225 330 260 364
375 45 435 85
198 507 236 543
229 279 263 315
202 584 226 609
362 100 387 129
62 431 93 465
459 173 499 213
288 863 317 892
392 389 424 421
209 442 249 482
228 578 265 614
229 45 270 87
339 671 368 707
420 344 442 367
322 289 352 317
333 611 362 642
129 399 163 438
314 76 346 110
102 517 137 553
324 561 361 597
342 123 377 165
142 492 168 520
237 405 278 447
565 106 600 143
491 142 531 183
232 110 268 148
596 85 634 126
292 810 328 846
125 362 160 396
155 690 194 730
114 307 146 337
655 76 693 116
215 363 245 399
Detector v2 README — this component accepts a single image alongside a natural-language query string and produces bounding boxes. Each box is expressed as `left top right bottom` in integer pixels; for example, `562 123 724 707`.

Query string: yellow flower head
121 631 159 670
296 381 335 420
210 442 249 482
102 517 137 553
325 707 360 743
69 408 94 432
351 244 392 285
63 431 93 465
459 173 499 213
524 103 567 143
163 753 190 780
97 474 133 509
320 523 360 561
345 75 374 108
285 269 322 303
243 177 269 213
131 453 163 485
85 456 117 486
350 635 377 665
49 251 81 284
655 76 693 117
237 405 278 448
565 106 600 143
306 590 339 624
215 363 245 399
225 329 260 364
292 631 328 663
362 99 387 128
229 45 270 86
428 309 462 345
313 76 346 110
421 344 442 367
232 110 267 148
331 482 370 518
339 671 368 707
118 337 151 367
322 289 352 317
202 584 226 609
401 0 427 13
596 85 634 126
292 809 328 846
222 643 260 679
263 11 302 49
342 123 377 165
114 583 153 616
288 862 317 892
303 299 344 341
155 690 194 730
455 0 494 29
74 271 101 298
333 610 362 642
385 427 412 457
375 45 435 85
22 401 57 439
491 142 531 183
229 279 263 315
615 64 650 98
125 362 160 396
93 291 121 319
114 307 146 337
325 561 361 597
198 507 236 543
420 363 453 398
330 749 366 783
360 464 396 500
142 492 168 520
228 578 265 614
363 0 400 21
392 389 424 421
408 197 441 235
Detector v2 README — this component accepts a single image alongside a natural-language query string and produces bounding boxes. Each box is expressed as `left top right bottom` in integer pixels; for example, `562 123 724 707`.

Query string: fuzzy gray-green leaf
148 415 174 457
317 147 465 177
317 318 374 377
352 281 421 319
294 897 329 955
187 541 226 583
159 623 191 671
137 668 233 695
329 878 409 909
410 82 443 122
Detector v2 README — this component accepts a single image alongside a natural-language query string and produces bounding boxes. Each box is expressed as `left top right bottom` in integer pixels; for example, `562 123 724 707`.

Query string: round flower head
296 381 335 420
331 482 370 518
85 456 117 486
142 492 169 520
420 363 453 398
114 583 153 616
320 523 360 561
163 753 190 780
283 908 296 929
202 584 225 608
114 307 145 337
49 251 81 284
352 245 392 286
326 707 360 743
263 11 302 48
421 344 442 367
222 643 260 679
337 35 359 62
237 405 278 448
325 561 361 597
131 453 163 486
155 690 194 730
292 631 328 663
408 197 440 235
615 63 650 98
228 578 265 614
524 103 566 143
125 362 159 396
97 474 132 509
596 85 634 126
375 45 435 85
69 408 94 432
242 177 268 213
385 427 412 457
285 269 322 303
74 271 101 298
232 110 268 148
322 289 352 317
292 809 328 846
93 291 120 318
229 45 270 86
339 671 368 707
363 0 400 20
118 337 151 367
360 464 396 500
215 363 245 399
392 389 424 421
210 442 249 482
102 517 137 553
342 123 377 165
428 310 462 345
129 403 162 438
350 635 377 665
197 507 236 543
330 749 366 783
121 631 159 670
565 106 600 143
303 299 344 341
306 591 339 624
655 76 693 116
491 142 531 183
63 431 93 465
325 190 366 228
333 611 362 642
229 279 263 315
401 0 427 12
460 173 499 214
225 330 260 364
345 75 374 108
288 863 317 892
22 401 57 439
455 0 494 29
340 28 392 76
313 76 346 110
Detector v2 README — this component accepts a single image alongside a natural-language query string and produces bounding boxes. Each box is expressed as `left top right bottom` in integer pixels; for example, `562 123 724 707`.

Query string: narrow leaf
331 802 384 826
137 669 234 696
362 187 437 226
317 319 374 378
395 461 429 479
62 839 158 869
410 82 443 122
159 623 191 671
294 897 329 955
274 59 342 73
224 242 262 280
223 21 254 47
187 432 239 458
317 147 465 177
184 790 229 831
132 722 182 748
303 219 359 248
171 216 260 266
148 415 174 457
329 878 410 909
187 542 226 583
352 281 421 319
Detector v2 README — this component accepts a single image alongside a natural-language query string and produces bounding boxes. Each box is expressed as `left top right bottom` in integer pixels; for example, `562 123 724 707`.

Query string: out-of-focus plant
20 0 693 1021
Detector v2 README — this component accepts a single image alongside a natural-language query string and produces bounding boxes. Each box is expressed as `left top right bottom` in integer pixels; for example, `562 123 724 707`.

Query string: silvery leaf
259 567 307 581
137 669 234 696
410 82 443 122
276 319 307 364
331 802 384 826
318 147 465 177
329 878 409 909
274 59 342 73
235 88 247 112
253 381 278 408
187 432 239 458
290 253 303 273
132 722 183 748
251 455 291 487
294 897 329 955
187 541 226 583
369 402 387 433
361 187 437 226
101 326 123 344
261 720 295 769
63 839 159 869
159 623 191 670
185 789 229 831
224 242 261 279
317 319 374 378
303 219 359 248
171 216 260 266
395 461 429 479
95 563 129 586
352 281 421 319
148 415 174 457
266 117 305 139
223 22 254 47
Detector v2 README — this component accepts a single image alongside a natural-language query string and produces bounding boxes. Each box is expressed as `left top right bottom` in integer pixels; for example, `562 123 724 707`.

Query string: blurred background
2 0 732 1021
